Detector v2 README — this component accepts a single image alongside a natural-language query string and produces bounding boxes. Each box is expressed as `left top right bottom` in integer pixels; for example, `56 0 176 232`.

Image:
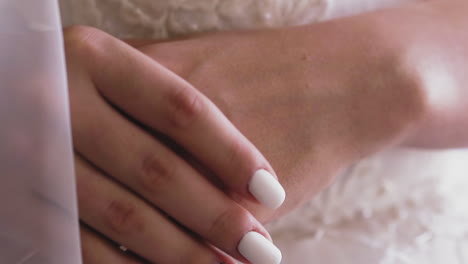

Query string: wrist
347 5 436 149
296 9 430 155
365 2 465 148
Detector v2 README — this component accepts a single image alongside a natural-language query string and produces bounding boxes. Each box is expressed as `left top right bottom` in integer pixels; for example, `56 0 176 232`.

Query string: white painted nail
238 232 282 264
249 169 286 209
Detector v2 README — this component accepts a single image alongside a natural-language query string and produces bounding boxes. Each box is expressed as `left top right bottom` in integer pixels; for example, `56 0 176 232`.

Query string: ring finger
75 155 226 264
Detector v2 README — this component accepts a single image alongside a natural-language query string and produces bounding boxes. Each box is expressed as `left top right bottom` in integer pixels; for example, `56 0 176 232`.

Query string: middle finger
71 78 276 263
75 155 223 264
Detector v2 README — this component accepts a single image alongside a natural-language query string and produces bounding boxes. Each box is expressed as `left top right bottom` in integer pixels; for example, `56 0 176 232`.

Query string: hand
137 10 427 222
64 26 284 264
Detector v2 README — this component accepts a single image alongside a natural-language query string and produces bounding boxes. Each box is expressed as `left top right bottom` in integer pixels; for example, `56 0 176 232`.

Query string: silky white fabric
0 1 81 263
59 1 468 263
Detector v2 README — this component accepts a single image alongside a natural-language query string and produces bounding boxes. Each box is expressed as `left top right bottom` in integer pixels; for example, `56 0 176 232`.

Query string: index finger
69 26 286 210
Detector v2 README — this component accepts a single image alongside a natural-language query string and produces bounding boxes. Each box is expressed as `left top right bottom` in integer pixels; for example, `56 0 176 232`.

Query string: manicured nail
249 169 286 209
238 231 282 264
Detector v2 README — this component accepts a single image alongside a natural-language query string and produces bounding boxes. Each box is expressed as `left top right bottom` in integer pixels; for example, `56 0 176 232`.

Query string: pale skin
66 25 277 264
68 0 468 263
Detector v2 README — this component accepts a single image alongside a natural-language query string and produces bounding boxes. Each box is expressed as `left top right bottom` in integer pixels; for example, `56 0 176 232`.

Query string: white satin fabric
59 0 468 263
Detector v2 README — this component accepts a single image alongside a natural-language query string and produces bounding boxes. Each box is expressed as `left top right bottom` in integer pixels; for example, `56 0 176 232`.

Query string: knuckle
116 257 141 264
362 50 429 140
81 248 94 264
138 154 173 195
166 86 205 129
226 138 254 176
104 199 144 235
208 205 253 241
80 241 93 263
397 59 431 123
177 247 214 264
63 25 109 61
227 138 248 161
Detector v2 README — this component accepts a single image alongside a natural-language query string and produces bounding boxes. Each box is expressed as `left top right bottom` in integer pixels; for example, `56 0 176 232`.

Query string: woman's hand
137 7 431 222
64 26 284 264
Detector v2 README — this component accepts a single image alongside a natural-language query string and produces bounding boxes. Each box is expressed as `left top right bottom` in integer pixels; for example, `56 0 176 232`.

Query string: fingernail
249 169 286 209
238 231 282 264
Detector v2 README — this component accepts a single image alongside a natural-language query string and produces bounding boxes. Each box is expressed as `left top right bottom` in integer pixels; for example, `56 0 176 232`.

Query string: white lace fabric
60 0 468 263
269 148 468 264
60 0 327 38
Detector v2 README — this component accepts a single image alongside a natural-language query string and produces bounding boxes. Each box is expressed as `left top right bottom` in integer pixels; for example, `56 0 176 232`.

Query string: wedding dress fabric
60 0 468 263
